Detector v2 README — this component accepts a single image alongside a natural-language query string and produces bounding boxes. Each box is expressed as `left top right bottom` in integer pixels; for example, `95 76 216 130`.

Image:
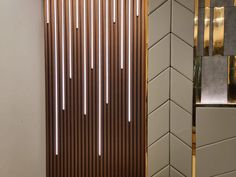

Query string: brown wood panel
44 0 147 176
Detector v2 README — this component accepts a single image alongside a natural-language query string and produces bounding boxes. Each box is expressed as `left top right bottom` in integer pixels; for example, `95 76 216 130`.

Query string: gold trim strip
204 6 210 56
213 7 225 55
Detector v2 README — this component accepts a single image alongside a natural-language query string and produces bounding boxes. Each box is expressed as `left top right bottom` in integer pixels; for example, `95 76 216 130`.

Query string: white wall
0 1 46 177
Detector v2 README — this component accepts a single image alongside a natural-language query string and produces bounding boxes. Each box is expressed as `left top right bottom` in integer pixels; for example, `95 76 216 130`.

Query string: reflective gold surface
213 7 224 55
228 56 236 103
204 7 210 55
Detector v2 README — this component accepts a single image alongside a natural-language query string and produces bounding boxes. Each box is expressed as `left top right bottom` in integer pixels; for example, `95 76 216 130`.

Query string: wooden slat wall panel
44 0 147 177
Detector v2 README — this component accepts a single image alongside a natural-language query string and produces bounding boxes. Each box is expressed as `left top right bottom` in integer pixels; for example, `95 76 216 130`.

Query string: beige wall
0 1 46 177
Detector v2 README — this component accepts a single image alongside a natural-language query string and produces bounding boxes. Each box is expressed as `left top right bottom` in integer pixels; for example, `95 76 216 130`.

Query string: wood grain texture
44 0 147 176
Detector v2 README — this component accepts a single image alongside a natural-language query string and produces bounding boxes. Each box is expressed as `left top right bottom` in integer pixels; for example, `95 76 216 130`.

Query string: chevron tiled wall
148 0 194 176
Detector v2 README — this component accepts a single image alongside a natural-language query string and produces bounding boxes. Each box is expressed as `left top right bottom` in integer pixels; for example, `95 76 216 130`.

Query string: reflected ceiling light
54 0 59 155
120 0 124 69
98 0 102 156
113 0 116 23
62 0 66 110
46 0 50 23
69 0 72 79
137 0 139 17
106 0 109 104
128 0 131 122
84 0 87 115
91 0 94 69
76 0 79 28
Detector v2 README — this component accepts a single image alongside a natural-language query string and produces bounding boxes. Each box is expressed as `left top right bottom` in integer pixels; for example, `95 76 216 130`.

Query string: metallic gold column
204 0 210 56
213 7 225 55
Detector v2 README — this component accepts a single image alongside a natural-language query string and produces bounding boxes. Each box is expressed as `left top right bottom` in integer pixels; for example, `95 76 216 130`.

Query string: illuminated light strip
62 0 65 110
84 0 87 115
128 0 131 122
136 0 139 17
76 0 79 28
91 0 94 69
69 0 72 79
120 0 124 69
106 0 109 104
113 0 116 23
46 0 50 23
54 0 59 155
98 0 102 156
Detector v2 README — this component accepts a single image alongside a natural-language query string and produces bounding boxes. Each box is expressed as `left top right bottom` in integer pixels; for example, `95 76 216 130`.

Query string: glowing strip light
98 0 102 156
46 0 50 23
91 0 94 69
84 0 87 115
76 0 79 28
120 0 124 69
128 0 131 122
106 0 109 104
69 0 72 79
113 0 116 23
136 0 139 17
54 0 59 155
62 0 65 110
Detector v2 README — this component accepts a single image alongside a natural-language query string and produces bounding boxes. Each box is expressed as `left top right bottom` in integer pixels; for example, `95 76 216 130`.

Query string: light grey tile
148 101 170 146
196 107 236 147
149 35 170 81
149 0 171 47
170 135 192 177
148 69 170 114
149 0 168 14
175 0 194 12
171 34 193 80
196 137 236 177
170 101 192 146
171 69 193 113
170 166 185 177
148 134 170 177
153 165 170 177
172 0 194 46
215 171 236 177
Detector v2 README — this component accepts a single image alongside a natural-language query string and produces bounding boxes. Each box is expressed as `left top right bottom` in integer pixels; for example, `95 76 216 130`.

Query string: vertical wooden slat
44 0 147 177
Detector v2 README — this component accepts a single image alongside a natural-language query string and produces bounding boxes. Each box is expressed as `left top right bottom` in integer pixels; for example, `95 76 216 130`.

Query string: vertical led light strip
69 0 72 79
54 0 59 155
46 0 50 23
98 0 102 156
113 0 116 23
61 0 66 110
76 0 79 28
136 0 139 17
91 0 94 69
120 0 124 69
84 0 87 115
128 0 131 122
106 0 109 104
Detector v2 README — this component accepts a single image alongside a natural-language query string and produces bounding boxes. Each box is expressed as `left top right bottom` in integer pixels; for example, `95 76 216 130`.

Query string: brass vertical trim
213 7 225 55
204 0 210 56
